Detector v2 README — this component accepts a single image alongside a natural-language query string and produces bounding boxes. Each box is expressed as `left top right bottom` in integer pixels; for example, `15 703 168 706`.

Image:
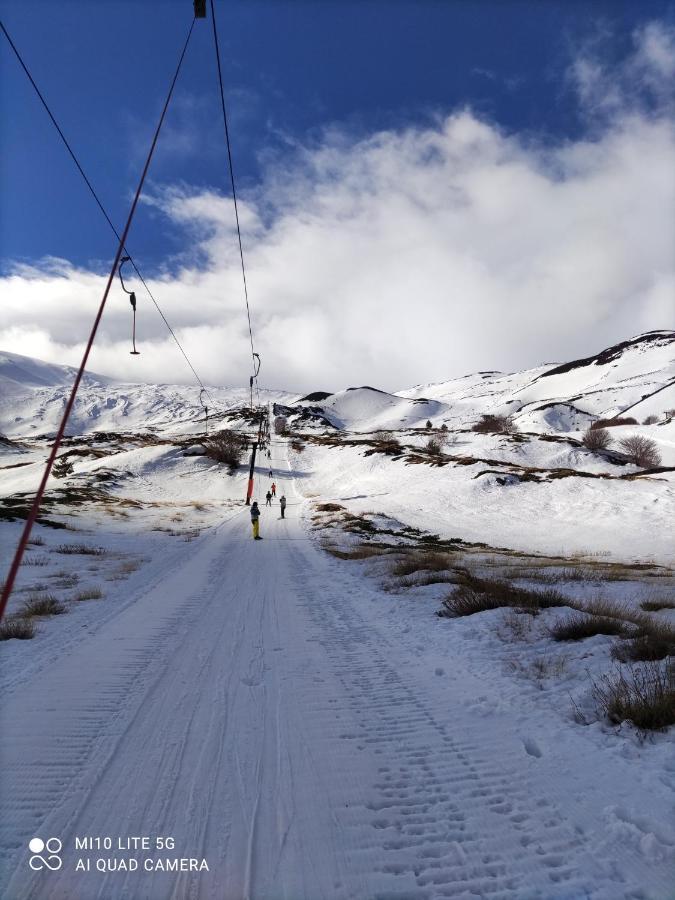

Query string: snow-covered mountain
0 351 294 438
5 331 670 439
288 330 674 432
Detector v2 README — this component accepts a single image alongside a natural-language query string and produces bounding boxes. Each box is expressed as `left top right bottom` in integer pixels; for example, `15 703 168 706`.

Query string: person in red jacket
271 482 277 497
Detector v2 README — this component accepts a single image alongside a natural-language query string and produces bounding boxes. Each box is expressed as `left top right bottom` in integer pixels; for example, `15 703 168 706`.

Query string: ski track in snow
1 442 672 899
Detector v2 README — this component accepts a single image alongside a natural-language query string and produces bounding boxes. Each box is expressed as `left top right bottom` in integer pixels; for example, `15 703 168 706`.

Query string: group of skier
250 481 287 540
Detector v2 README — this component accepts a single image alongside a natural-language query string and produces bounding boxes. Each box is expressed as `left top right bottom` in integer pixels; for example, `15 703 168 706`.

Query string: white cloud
2 23 674 393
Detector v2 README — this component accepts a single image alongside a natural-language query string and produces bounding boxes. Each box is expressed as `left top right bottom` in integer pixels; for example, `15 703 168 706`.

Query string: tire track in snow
286 540 632 899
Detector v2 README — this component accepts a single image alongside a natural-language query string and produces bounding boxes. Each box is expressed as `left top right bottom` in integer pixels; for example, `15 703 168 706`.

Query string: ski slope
1 438 674 899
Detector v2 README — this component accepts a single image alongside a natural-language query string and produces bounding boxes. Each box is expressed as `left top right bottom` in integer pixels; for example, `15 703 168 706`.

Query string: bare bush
55 543 106 555
643 415 659 425
373 431 401 454
274 416 288 435
471 414 518 434
592 660 674 731
74 588 104 601
439 575 564 618
640 599 675 612
203 430 248 472
20 595 66 618
290 439 305 453
426 435 446 455
550 613 628 641
582 427 612 451
324 545 391 560
591 417 637 429
316 502 345 513
21 555 50 567
0 618 36 640
612 620 675 662
618 434 661 468
393 551 452 577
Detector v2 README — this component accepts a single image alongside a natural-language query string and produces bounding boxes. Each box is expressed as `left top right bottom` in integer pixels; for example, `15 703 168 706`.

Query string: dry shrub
471 414 518 434
324 545 389 560
21 554 50 567
550 613 628 641
274 416 288 435
499 608 537 641
439 574 564 618
203 430 248 472
316 502 345 513
582 427 612 450
618 435 662 468
27 536 45 546
592 661 674 731
74 588 104 601
508 655 567 681
591 417 638 429
643 415 659 425
640 599 675 612
426 435 446 455
20 595 66 618
0 618 36 640
290 439 305 453
55 543 106 555
393 551 452 577
612 620 675 662
373 431 402 454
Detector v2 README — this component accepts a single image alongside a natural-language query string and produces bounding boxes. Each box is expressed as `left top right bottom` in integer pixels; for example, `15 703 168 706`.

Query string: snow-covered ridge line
1 330 673 438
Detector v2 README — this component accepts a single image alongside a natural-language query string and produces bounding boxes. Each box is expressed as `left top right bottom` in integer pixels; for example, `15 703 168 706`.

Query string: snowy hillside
2 331 673 439
1 332 674 899
0 350 295 438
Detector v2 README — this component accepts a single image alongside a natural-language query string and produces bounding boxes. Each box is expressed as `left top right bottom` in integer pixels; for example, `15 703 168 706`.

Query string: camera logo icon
29 837 63 871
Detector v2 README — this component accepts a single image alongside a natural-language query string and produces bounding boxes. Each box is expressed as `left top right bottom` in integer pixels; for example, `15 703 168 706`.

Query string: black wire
209 0 260 407
0 17 218 409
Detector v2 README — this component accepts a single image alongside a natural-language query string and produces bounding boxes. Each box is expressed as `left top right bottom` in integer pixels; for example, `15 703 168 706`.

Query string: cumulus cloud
1 22 674 393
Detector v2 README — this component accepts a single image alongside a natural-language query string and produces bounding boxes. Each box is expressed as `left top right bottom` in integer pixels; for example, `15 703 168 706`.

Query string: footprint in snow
522 737 543 758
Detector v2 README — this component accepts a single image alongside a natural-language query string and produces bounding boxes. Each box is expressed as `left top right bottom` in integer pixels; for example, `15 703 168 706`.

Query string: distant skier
279 495 287 519
271 482 277 497
265 490 272 507
250 501 262 540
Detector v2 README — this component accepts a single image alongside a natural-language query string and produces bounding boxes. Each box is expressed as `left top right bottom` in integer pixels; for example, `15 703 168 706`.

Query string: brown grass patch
0 618 36 640
20 594 67 618
592 661 674 731
550 613 628 641
439 574 565 618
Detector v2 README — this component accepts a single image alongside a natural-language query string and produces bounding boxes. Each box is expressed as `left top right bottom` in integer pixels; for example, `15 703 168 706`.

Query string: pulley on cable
199 388 209 437
249 352 261 410
118 256 140 355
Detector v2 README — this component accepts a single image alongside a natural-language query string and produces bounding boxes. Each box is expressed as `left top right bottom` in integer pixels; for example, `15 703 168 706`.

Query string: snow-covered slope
2 332 673 439
0 351 294 438
398 331 675 432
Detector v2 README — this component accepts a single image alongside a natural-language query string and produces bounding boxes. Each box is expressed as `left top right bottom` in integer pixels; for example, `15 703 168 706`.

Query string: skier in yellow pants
250 501 262 540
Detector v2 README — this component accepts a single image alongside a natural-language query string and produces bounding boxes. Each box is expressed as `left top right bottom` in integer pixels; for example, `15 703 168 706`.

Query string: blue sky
1 1 674 391
2 0 670 271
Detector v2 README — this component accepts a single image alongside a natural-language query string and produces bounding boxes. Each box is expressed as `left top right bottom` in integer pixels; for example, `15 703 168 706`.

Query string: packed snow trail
1 443 671 899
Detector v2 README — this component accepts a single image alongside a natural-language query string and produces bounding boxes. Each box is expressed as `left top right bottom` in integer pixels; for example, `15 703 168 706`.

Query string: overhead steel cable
0 18 219 410
208 0 260 407
0 15 197 621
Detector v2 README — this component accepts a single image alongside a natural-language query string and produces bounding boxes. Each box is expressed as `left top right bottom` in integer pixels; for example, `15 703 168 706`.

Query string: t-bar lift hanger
118 256 140 355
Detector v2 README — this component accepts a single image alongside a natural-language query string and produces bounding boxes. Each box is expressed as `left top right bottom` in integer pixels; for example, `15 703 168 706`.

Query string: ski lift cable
0 18 219 409
0 15 197 622
208 0 261 407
